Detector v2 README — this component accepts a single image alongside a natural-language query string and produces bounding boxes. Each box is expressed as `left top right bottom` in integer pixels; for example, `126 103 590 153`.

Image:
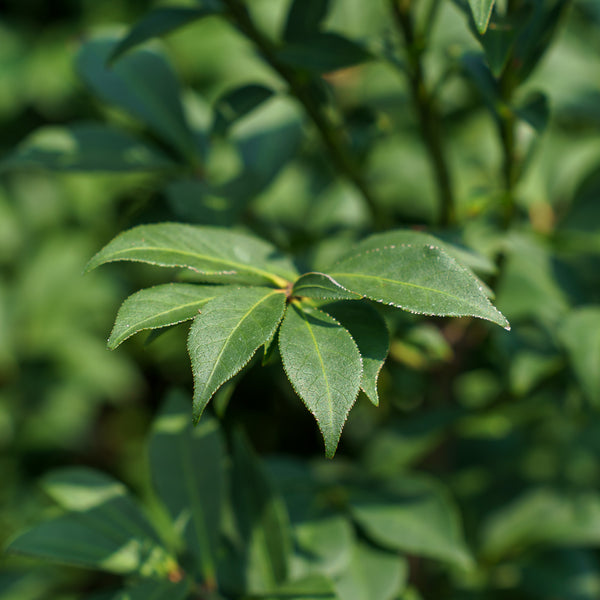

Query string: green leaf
349 476 473 569
334 542 408 600
110 579 190 600
231 431 292 593
292 272 362 301
515 91 550 133
108 283 229 349
338 229 497 275
560 307 600 406
468 0 496 34
86 223 298 287
326 245 509 329
110 5 222 63
279 302 362 458
149 392 225 585
8 468 176 577
283 0 331 42
76 37 197 162
0 123 176 173
276 33 372 74
321 301 389 406
213 84 275 134
188 286 286 420
481 489 600 560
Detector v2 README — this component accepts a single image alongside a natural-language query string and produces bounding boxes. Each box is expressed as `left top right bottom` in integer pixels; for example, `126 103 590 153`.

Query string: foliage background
2 0 600 598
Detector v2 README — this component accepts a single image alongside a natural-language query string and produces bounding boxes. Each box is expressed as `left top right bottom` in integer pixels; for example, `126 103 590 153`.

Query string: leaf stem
390 0 456 227
222 0 381 224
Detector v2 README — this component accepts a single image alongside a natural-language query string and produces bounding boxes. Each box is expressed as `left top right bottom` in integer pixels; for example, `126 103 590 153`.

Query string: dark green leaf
86 223 298 287
468 0 496 34
149 392 225 585
276 33 372 74
110 6 222 63
76 37 197 162
188 286 286 420
110 579 190 600
231 431 292 593
292 272 362 301
279 302 363 457
8 468 175 577
321 301 388 406
326 245 509 329
0 123 175 173
515 91 550 133
283 0 331 42
349 476 473 568
213 84 275 134
109 283 229 349
559 307 600 407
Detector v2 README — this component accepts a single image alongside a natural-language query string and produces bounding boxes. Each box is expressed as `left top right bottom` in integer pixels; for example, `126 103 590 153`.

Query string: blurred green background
2 0 600 598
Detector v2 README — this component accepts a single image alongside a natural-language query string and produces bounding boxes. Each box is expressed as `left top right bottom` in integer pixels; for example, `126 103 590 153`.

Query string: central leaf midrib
201 290 278 398
301 309 335 431
106 245 288 283
330 271 481 307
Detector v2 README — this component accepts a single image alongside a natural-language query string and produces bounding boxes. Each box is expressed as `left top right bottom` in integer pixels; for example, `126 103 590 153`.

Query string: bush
2 0 600 598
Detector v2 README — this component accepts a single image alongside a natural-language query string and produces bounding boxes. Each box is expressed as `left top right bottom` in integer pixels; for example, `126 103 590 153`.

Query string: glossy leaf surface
149 392 224 584
468 0 496 34
231 432 292 593
110 5 222 63
292 272 361 301
76 37 197 161
0 123 175 173
86 223 298 286
279 302 362 457
109 283 229 349
349 476 473 568
327 245 509 329
8 468 174 576
188 287 286 420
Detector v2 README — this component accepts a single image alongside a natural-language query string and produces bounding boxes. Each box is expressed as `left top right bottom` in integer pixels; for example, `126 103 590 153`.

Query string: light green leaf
321 301 389 406
481 489 600 561
349 476 473 569
279 302 362 458
276 32 372 74
76 37 197 162
108 283 230 349
149 392 224 585
468 0 496 34
110 5 222 63
231 431 292 593
188 287 286 420
292 272 362 301
111 579 190 600
0 123 176 173
559 307 600 406
327 245 509 329
8 468 176 577
86 223 298 287
334 542 408 600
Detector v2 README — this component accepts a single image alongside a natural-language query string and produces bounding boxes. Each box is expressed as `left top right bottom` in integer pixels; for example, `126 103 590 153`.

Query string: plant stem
391 0 455 227
222 0 380 223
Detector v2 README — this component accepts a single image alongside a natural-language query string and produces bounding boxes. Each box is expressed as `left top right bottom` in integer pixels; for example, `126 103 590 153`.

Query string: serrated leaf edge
328 244 510 330
189 288 287 422
279 302 363 458
108 283 228 349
